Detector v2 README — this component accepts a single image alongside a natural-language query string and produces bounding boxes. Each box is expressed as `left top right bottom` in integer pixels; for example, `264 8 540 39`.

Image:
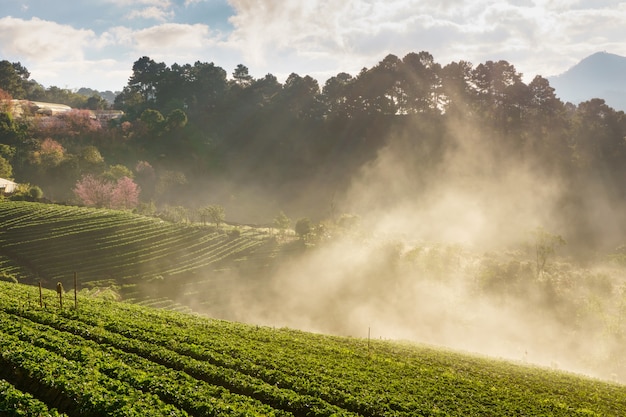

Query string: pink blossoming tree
111 176 140 209
74 175 140 210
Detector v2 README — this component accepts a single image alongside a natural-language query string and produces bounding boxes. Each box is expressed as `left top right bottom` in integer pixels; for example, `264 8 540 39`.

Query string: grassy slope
0 200 280 309
0 281 625 416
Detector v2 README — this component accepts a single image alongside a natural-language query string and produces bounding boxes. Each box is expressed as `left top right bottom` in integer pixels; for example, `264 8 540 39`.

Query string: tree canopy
0 52 625 251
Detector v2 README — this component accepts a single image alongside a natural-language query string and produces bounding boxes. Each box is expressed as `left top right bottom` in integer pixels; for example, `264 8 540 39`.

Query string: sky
0 0 625 92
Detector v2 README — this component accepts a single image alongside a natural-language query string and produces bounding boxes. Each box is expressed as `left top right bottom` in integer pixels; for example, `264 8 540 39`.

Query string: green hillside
1 281 625 416
0 201 280 310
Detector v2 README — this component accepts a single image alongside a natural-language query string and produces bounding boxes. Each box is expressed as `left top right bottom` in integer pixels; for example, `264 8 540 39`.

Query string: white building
0 177 17 194
29 101 72 116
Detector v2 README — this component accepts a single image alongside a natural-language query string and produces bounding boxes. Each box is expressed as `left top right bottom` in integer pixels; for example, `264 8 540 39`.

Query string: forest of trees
1 52 626 251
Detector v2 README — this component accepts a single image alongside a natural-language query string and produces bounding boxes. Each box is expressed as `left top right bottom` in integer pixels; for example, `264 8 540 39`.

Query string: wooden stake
56 282 63 309
38 281 43 308
74 272 78 311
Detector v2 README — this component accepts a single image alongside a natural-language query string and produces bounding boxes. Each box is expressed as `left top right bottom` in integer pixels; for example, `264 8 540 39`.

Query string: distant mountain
76 87 119 104
548 51 626 112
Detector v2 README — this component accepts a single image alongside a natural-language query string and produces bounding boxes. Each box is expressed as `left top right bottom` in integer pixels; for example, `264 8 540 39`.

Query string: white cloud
27 58 130 90
105 0 175 21
102 23 219 56
7 20 226 90
106 0 172 7
0 17 96 62
2 0 626 92
226 0 626 80
127 6 175 21
131 23 215 53
225 0 477 66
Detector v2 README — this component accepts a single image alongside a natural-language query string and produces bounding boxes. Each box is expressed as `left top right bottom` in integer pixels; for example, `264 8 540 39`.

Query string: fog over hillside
179 115 626 384
4 52 626 385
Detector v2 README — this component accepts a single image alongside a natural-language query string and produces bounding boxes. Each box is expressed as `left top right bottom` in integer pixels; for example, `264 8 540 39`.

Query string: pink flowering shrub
111 176 140 209
31 138 66 167
59 109 101 136
74 175 140 209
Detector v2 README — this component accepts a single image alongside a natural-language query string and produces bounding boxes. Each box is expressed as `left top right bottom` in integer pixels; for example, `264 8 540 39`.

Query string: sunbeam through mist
177 114 626 385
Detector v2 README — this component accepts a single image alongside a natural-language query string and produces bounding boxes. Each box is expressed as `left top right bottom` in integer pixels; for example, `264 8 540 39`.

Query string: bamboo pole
56 282 63 309
74 272 78 310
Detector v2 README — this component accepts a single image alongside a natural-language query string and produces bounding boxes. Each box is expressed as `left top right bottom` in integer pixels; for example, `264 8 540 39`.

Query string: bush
29 185 44 200
295 218 313 239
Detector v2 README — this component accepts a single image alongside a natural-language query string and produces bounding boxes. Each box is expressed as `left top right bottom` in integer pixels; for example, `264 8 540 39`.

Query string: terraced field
1 281 625 416
1 202 625 416
0 201 280 309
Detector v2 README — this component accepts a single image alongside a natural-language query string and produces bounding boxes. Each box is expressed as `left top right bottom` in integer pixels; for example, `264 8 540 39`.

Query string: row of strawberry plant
70 296 621 417
0 256 27 276
41 225 233 281
0 311 294 417
88 307 398 416
163 238 264 276
0 203 230 284
55 299 374 407
135 297 193 312
0 202 69 227
0 205 142 282
0 379 68 417
72 231 261 282
1 208 138 243
89 223 208 253
0 202 150 248
3 291 392 417
0 203 275 293
85 223 188 252
2 216 142 252
2 282 625 416
82 230 226 273
1 303 358 417
42 214 140 236
0 328 187 416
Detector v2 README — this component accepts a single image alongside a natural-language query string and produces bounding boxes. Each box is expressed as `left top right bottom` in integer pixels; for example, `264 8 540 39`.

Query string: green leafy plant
1 280 624 417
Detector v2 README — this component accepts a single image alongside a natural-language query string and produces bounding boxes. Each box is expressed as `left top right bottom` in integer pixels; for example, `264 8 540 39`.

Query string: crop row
0 203 76 228
0 379 67 417
0 256 27 276
103 231 230 271
0 282 454 415
68 233 259 283
0 285 501 417
3 282 626 416
164 238 265 276
36 294 400 409
0 204 136 236
0 202 273 290
63 295 625 417
0 305 355 417
0 311 293 417
3 216 152 256
0 328 188 416
77 306 418 416
0 281 360 416
6 216 139 246
134 297 193 312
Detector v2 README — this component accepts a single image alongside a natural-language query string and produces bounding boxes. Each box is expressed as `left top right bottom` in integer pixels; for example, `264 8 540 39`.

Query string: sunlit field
1 280 625 416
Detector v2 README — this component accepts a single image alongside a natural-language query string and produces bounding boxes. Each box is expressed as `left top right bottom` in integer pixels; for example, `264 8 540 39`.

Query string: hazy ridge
549 51 626 111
